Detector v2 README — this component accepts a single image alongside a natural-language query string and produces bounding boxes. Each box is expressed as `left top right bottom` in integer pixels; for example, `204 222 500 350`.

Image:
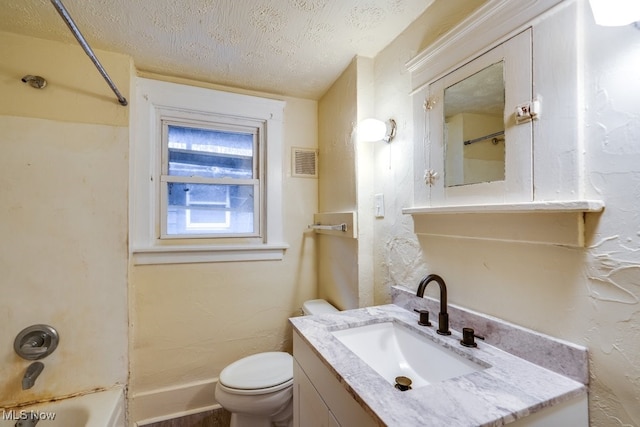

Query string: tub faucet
416 274 451 335
22 361 44 390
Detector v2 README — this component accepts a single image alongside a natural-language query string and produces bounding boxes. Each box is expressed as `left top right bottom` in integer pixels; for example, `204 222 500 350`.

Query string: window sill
132 243 289 265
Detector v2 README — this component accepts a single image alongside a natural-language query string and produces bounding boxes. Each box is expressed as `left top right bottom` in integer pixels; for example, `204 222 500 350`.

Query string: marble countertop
289 304 587 427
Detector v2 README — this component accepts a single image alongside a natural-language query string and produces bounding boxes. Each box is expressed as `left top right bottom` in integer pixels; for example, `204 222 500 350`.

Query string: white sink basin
331 321 486 389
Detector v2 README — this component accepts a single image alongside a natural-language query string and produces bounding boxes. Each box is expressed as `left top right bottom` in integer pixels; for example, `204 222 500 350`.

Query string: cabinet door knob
424 169 439 186
423 97 438 111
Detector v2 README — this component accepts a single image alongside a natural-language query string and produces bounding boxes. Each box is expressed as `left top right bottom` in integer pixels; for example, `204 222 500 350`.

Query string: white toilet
215 299 338 427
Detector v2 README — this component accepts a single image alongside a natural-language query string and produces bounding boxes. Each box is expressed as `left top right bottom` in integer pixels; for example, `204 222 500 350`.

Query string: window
131 78 288 264
162 122 259 237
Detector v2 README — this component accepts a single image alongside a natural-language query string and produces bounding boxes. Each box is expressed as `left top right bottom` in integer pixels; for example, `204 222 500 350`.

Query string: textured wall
0 32 130 406
372 1 640 425
371 0 489 304
581 14 640 426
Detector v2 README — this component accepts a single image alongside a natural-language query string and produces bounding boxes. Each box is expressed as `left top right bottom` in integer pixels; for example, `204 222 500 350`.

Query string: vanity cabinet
293 360 340 427
292 331 376 427
292 304 589 426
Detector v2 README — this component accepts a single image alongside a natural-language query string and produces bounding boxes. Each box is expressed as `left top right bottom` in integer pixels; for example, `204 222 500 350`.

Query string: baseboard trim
130 378 220 426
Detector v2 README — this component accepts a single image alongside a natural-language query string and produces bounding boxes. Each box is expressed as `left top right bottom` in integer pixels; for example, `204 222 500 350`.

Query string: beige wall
355 57 375 309
0 32 129 127
0 31 130 406
317 59 358 310
370 0 489 301
128 80 318 422
317 56 375 310
5 1 639 425
371 1 640 426
0 30 318 422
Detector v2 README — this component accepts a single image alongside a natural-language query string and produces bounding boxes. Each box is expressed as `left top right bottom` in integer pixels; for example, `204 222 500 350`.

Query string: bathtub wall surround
0 31 130 408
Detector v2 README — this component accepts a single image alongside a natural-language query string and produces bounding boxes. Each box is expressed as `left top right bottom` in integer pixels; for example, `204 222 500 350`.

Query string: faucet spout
416 274 451 335
22 361 44 390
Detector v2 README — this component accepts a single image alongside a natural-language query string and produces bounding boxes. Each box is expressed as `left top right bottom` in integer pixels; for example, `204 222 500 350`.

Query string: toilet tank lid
219 352 292 390
303 299 338 315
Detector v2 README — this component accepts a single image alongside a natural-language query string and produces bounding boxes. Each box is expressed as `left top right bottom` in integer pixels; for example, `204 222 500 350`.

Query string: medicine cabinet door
426 28 533 206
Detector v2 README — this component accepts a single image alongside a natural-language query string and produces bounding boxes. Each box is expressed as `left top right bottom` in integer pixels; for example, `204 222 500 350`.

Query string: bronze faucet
416 274 451 335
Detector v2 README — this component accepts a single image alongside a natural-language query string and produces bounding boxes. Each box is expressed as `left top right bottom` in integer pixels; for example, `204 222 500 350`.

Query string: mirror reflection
444 61 505 187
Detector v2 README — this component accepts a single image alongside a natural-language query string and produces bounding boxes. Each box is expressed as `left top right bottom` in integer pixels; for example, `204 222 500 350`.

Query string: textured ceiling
0 0 434 99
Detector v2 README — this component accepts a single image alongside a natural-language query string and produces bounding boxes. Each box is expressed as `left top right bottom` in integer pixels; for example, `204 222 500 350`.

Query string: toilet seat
219 352 293 395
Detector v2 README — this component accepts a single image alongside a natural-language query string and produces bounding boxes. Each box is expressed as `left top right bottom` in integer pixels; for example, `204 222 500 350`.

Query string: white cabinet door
293 331 376 427
294 359 331 427
328 410 341 427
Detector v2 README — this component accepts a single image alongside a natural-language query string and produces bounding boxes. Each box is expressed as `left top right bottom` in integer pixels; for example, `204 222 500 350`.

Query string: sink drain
394 376 412 391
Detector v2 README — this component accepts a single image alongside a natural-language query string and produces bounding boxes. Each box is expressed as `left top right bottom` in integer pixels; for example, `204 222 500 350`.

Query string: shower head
22 75 47 89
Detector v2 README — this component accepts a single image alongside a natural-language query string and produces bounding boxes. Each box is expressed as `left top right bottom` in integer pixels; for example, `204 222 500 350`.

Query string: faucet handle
413 308 432 326
14 325 59 360
20 343 49 356
460 327 485 347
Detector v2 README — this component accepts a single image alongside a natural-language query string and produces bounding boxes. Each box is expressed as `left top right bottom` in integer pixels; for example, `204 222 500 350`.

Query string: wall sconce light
588 0 640 26
358 118 397 143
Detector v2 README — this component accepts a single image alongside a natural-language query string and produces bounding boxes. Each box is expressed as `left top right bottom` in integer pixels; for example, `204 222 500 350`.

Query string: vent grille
292 147 318 178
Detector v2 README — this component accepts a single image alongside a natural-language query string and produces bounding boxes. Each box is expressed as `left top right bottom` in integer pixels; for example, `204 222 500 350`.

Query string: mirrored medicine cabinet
402 0 604 246
444 61 505 188
424 28 533 206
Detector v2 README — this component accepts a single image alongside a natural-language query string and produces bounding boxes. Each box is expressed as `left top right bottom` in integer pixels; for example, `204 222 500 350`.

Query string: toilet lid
219 352 293 390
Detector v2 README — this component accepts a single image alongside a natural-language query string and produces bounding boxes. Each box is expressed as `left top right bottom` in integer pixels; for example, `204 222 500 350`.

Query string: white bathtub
0 387 124 427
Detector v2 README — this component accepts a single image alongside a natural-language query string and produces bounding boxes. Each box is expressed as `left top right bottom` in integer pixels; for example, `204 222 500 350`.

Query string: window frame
159 117 262 239
131 78 288 264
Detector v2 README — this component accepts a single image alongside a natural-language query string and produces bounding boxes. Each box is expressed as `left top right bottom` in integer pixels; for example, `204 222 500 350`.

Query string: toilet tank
302 299 338 315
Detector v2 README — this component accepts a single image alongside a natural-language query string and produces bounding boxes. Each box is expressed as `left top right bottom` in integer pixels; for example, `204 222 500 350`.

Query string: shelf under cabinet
402 200 604 215
402 200 604 247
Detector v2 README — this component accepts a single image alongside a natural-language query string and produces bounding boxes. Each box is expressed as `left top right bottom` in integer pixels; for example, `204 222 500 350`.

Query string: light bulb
358 118 387 142
589 0 640 26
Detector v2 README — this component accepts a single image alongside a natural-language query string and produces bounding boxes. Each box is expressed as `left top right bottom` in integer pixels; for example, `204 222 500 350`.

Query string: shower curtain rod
462 130 504 146
50 0 128 106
